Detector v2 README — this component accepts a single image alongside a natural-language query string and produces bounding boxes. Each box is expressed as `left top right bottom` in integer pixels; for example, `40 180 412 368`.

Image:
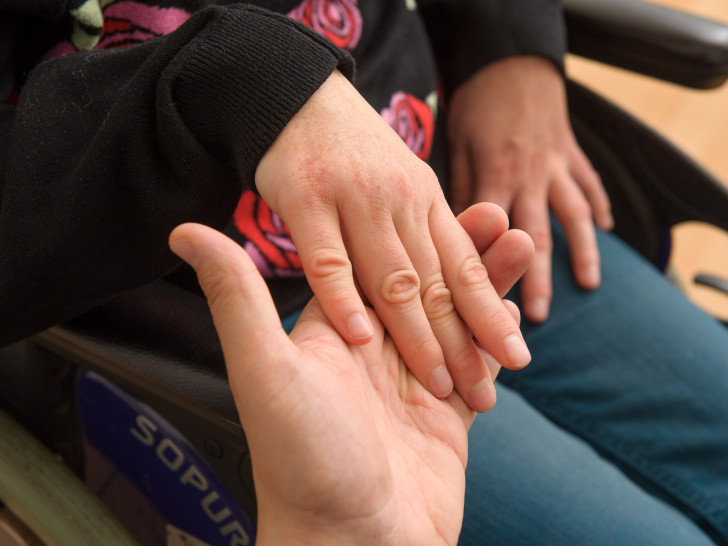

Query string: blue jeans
461 225 728 545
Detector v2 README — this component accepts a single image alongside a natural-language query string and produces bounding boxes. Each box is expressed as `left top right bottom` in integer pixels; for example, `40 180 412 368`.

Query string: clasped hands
168 69 538 544
169 201 530 545
253 70 532 414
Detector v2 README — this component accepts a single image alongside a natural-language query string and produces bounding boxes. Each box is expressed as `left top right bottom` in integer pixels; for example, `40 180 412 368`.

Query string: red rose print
381 91 435 161
233 191 304 278
288 0 362 51
43 1 190 59
97 2 190 49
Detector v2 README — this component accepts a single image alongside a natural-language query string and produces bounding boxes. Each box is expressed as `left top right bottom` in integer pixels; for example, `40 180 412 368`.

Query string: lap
283 226 728 543
482 225 728 543
461 384 715 545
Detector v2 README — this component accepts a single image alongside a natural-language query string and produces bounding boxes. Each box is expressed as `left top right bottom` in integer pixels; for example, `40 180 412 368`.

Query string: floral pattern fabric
43 0 437 280
380 91 435 161
288 0 362 51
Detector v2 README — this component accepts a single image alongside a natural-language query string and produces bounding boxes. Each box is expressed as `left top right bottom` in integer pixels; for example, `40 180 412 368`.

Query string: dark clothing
0 0 565 346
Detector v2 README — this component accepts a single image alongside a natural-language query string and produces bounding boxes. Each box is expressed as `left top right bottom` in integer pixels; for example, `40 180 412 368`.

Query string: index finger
430 201 531 370
283 199 376 345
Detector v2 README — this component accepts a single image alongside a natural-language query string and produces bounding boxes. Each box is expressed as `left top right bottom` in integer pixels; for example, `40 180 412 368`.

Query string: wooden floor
566 0 728 321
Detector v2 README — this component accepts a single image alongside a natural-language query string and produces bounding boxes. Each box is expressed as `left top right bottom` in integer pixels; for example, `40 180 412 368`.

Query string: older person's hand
255 71 531 412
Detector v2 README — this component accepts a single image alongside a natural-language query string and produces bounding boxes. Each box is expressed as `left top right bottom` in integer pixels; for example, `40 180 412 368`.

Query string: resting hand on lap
448 56 613 323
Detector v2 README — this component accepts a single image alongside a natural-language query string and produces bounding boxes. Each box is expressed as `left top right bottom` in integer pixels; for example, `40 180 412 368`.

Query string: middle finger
396 205 497 412
343 214 452 398
429 200 531 372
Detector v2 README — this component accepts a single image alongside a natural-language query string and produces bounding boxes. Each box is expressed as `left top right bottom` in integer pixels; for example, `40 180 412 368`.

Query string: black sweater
0 0 565 346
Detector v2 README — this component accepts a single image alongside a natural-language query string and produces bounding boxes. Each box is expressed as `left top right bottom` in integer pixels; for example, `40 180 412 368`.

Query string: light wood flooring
566 0 728 321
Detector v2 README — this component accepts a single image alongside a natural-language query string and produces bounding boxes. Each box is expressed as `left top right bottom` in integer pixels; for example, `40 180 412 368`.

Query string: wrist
255 511 398 546
254 70 352 205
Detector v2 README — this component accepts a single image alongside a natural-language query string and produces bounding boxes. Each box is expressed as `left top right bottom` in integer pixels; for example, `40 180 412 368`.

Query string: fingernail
601 213 615 231
583 265 601 288
169 238 198 269
348 313 373 341
429 366 454 398
529 298 550 322
469 380 496 413
504 335 531 368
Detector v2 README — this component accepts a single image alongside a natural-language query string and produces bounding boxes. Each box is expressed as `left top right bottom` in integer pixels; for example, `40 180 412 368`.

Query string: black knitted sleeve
418 0 566 98
0 4 353 346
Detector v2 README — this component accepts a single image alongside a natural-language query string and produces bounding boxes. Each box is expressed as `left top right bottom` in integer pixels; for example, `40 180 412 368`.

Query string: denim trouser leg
461 226 728 544
460 386 716 545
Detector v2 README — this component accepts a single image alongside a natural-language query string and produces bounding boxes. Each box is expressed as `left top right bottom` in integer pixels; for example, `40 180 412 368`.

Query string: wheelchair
2 1 728 544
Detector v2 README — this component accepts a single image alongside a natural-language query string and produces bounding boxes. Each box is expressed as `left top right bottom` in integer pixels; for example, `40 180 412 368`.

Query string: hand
255 70 531 412
167 206 530 545
448 56 614 323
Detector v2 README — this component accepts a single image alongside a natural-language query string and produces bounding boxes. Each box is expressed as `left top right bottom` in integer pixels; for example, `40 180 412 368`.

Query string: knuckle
457 256 492 289
380 269 421 305
528 226 552 252
482 307 516 335
392 163 435 201
421 279 455 321
448 343 482 375
287 162 333 199
392 172 417 202
408 336 442 365
304 248 352 282
420 163 439 187
347 158 379 193
198 266 240 317
564 200 592 222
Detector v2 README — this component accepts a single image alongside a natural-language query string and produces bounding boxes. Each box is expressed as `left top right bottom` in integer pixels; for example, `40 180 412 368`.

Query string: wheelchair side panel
77 371 255 546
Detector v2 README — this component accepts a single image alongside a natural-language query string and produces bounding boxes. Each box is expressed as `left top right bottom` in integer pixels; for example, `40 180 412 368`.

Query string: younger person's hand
167 205 530 544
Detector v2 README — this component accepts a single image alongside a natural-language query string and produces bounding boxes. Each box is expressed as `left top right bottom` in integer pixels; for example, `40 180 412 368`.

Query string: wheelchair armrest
693 274 728 327
568 79 728 265
695 273 728 297
564 0 728 88
34 280 240 428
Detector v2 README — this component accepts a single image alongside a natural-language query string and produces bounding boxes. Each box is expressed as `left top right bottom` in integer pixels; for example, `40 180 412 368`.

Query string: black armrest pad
568 78 728 264
564 0 728 88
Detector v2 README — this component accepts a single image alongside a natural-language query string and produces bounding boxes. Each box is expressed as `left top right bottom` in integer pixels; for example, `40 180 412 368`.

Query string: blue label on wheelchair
77 371 255 546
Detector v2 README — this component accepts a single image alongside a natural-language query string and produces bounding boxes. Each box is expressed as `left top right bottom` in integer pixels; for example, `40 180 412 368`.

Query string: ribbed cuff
421 0 566 98
168 5 354 188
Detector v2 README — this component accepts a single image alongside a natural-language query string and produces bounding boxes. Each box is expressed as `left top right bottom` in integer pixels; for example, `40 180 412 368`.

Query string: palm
169 206 532 545
249 299 472 545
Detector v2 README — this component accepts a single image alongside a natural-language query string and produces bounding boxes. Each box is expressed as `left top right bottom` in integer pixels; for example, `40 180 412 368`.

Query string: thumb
168 223 295 403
